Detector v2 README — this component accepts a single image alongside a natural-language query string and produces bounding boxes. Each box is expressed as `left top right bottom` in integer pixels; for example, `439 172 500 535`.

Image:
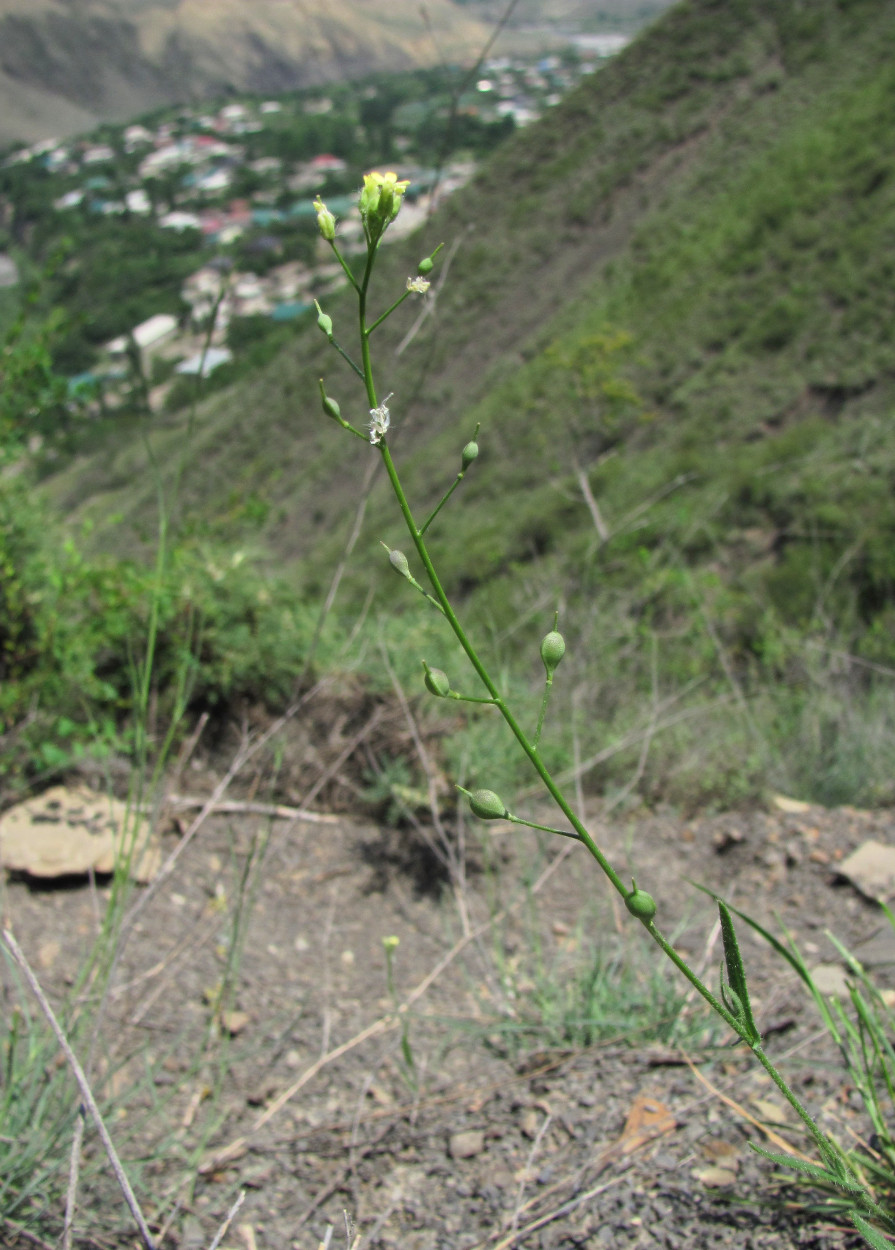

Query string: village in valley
0 38 629 421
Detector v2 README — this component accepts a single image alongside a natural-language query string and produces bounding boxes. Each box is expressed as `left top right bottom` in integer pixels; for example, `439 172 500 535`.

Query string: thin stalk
375 438 868 1172
329 339 365 380
420 471 466 536
359 251 378 408
533 676 553 750
336 215 874 1221
367 289 412 334
329 241 361 295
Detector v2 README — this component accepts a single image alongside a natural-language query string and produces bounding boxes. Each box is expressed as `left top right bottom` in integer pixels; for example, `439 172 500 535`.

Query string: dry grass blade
681 1051 813 1161
206 1189 245 1250
1 929 157 1250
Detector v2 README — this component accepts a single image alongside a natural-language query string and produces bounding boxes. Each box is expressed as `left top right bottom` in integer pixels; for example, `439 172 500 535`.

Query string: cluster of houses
3 41 630 413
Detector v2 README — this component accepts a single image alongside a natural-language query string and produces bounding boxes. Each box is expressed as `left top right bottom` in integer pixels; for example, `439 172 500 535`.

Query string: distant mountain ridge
0 0 491 145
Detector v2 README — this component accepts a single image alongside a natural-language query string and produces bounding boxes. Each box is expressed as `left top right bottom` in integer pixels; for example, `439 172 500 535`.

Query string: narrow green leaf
748 1143 864 1193
718 900 761 1045
850 1213 895 1250
720 897 844 1040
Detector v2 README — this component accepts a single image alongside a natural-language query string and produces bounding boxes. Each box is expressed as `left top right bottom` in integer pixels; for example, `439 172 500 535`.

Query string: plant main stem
342 231 868 1208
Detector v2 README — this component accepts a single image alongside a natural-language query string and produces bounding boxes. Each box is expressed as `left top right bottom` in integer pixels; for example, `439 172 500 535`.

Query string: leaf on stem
718 900 761 1045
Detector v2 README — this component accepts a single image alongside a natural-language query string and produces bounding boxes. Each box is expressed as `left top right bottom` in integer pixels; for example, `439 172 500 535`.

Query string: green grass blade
748 1144 864 1193
850 1213 895 1250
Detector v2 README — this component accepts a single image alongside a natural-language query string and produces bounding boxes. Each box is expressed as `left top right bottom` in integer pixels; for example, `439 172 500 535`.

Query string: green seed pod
314 301 333 339
468 789 508 821
540 630 566 676
625 885 657 922
424 667 451 698
388 549 410 577
322 394 342 422
461 440 479 470
418 256 434 275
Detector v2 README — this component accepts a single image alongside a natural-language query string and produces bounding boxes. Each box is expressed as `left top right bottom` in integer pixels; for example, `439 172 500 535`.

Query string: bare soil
3 748 893 1250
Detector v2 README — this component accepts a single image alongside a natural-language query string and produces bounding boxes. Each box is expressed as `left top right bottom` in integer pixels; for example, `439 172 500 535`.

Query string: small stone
38 940 61 969
694 1164 738 1187
220 1010 250 1036
809 962 849 997
521 1108 540 1139
751 1097 789 1126
839 841 895 902
448 1129 485 1159
772 794 812 813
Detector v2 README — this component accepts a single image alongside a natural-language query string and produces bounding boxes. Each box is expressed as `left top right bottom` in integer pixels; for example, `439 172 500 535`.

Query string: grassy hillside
30 0 895 809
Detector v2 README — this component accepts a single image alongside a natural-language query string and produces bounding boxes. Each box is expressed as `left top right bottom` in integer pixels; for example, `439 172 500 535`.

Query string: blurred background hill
0 0 674 145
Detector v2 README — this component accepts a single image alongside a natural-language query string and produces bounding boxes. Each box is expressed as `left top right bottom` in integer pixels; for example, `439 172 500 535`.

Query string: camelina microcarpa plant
311 174 894 1248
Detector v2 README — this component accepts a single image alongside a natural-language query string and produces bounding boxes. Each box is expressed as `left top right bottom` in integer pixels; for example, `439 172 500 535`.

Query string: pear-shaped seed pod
388 549 410 577
424 667 451 698
418 257 435 275
540 630 566 675
625 887 657 921
461 441 479 470
468 789 508 820
322 395 342 422
316 309 333 338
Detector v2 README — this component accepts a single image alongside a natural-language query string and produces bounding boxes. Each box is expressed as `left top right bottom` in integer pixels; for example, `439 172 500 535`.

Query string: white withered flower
406 276 431 294
368 393 393 444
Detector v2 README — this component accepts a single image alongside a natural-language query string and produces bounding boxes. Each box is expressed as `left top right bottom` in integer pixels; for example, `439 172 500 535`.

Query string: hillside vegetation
17 0 895 810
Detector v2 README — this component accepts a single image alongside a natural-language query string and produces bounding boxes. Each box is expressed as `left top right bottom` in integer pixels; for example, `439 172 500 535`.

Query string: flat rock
838 840 895 902
0 785 161 882
448 1129 485 1159
808 961 850 998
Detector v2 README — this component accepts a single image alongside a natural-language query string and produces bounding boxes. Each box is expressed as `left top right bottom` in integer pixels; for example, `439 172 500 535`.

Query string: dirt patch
3 788 892 1249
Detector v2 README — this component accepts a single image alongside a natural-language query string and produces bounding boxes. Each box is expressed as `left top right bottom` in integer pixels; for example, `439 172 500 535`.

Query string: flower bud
624 881 657 922
388 548 410 577
312 197 336 242
418 257 434 275
424 666 451 698
382 935 400 953
468 789 508 821
540 630 565 676
461 441 479 470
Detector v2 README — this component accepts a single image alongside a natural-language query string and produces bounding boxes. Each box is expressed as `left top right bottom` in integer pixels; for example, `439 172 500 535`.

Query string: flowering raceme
359 170 410 242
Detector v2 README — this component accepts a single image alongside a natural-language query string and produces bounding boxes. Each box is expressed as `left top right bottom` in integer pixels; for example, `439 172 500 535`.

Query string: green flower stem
378 438 752 1024
350 230 852 1201
448 692 497 705
359 250 378 409
533 675 554 750
506 813 580 841
420 471 467 537
329 338 365 380
378 432 857 1172
644 917 859 1172
329 240 362 295
367 289 412 335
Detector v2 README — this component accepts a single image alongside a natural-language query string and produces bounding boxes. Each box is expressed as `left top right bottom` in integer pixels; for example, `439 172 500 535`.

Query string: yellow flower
359 170 411 240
